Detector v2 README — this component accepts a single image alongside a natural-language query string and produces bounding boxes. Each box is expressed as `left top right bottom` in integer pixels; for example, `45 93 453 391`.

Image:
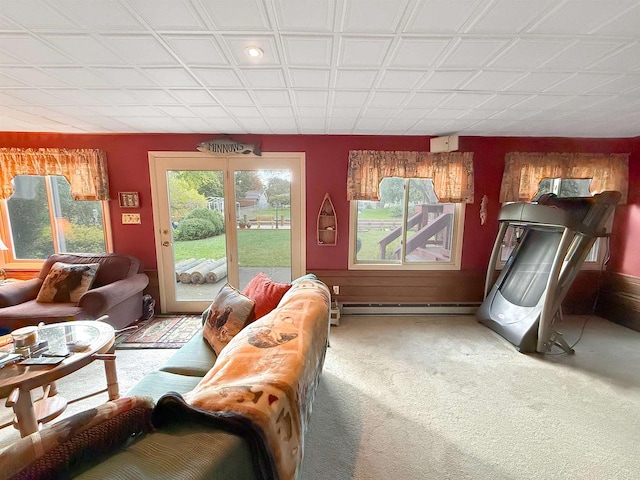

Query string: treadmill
477 191 621 354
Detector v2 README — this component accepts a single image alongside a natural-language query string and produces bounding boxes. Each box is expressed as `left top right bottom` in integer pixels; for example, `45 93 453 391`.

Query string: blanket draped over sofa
0 279 331 480
166 279 331 480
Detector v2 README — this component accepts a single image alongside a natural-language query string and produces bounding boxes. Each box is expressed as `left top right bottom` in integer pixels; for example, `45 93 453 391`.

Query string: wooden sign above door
196 136 261 156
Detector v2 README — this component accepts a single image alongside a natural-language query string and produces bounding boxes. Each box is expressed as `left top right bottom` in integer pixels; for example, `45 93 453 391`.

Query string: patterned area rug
115 315 202 349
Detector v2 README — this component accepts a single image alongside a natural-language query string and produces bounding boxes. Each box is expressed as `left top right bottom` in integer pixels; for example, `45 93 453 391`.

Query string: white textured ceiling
1 0 639 137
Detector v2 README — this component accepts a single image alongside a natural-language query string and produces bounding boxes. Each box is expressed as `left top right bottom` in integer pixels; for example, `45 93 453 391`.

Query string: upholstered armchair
0 253 149 333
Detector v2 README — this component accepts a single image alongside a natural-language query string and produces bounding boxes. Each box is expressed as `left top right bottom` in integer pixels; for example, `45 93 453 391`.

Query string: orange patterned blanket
159 279 331 480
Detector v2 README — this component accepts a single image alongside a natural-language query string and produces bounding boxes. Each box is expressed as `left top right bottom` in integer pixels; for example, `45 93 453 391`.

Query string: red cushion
242 273 292 319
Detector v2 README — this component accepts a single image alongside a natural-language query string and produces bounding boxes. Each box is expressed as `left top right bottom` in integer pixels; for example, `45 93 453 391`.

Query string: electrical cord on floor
545 235 611 355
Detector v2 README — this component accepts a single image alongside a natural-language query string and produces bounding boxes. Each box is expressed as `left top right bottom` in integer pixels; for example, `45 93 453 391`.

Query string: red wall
1 132 638 278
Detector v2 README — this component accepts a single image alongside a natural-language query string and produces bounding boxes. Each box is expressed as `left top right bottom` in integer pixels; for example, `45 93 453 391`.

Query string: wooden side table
0 321 118 437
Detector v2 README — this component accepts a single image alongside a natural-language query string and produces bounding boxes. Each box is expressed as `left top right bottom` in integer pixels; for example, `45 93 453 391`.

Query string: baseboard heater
339 303 480 316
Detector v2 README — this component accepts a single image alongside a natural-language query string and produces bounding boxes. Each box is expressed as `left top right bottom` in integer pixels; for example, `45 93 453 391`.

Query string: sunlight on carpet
114 315 202 349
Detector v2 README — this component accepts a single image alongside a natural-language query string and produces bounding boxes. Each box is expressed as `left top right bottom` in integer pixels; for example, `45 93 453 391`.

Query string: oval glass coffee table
0 320 119 437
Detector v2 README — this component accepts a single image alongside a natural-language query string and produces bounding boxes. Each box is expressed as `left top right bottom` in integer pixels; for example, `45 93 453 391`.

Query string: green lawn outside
357 206 399 219
173 230 291 267
355 229 401 260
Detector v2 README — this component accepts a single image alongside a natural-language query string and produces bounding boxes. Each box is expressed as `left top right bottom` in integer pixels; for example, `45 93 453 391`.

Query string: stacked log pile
175 258 228 284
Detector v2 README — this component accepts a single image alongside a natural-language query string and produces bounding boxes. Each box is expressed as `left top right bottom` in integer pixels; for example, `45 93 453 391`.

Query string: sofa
0 277 331 480
0 253 149 333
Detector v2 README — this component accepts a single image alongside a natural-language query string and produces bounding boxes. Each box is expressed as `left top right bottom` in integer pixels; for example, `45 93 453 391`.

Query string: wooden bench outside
256 215 275 228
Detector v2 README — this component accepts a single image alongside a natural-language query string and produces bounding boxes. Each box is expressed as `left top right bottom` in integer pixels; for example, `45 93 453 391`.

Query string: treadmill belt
500 229 562 307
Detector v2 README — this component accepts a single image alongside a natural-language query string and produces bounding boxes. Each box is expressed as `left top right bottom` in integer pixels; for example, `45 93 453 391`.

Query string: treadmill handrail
498 202 604 237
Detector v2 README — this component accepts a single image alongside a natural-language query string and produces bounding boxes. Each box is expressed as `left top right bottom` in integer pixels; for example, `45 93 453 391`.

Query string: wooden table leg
95 353 120 400
13 387 38 437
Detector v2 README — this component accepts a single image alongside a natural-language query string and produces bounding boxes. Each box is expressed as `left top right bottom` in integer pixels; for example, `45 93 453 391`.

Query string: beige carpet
302 314 640 480
1 314 639 479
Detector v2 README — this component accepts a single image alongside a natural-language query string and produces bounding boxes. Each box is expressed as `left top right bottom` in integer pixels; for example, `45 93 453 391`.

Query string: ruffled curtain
500 152 629 204
0 148 110 200
347 150 474 203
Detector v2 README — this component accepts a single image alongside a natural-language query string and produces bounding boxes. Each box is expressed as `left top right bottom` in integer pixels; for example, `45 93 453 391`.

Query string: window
500 178 610 267
0 175 112 264
349 177 464 270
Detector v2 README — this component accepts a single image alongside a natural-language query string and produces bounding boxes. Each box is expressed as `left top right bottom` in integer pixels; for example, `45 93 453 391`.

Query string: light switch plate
122 213 141 224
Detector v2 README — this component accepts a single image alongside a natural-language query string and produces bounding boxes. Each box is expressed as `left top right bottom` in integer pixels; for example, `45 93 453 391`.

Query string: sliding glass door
149 152 305 313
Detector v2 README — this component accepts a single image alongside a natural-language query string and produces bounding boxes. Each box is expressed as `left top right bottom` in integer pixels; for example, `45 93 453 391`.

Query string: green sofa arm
0 278 43 308
78 274 149 317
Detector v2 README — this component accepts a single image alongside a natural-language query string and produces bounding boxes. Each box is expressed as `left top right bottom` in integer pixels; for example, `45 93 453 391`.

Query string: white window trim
0 178 113 271
348 200 465 271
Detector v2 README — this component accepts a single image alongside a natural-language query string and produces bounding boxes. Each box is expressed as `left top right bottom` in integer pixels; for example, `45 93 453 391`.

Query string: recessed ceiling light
245 46 264 58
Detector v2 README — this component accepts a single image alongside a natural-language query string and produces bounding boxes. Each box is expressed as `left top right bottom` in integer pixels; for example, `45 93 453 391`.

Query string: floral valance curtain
0 148 110 201
500 152 629 204
347 150 475 203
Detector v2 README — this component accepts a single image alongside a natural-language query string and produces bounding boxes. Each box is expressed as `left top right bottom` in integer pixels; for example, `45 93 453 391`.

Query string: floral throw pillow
36 262 100 304
203 283 256 355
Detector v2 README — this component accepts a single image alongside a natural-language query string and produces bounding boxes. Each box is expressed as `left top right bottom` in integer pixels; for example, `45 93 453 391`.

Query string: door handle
162 241 171 247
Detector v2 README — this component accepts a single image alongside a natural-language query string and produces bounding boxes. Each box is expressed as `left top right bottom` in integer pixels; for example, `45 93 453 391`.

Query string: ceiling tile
589 75 640 94
377 70 424 89
162 35 229 65
191 68 243 87
506 72 573 93
281 35 332 66
262 106 295 117
0 73 26 87
332 90 369 106
460 70 524 91
594 3 640 35
274 0 334 32
440 39 510 68
53 0 143 30
547 73 618 94
93 67 157 87
190 105 228 117
530 0 637 34
420 70 475 90
339 37 393 67
466 0 555 34
589 43 640 72
441 92 493 108
141 67 199 87
127 89 182 104
288 68 330 88
489 40 571 69
389 38 451 68
407 0 480 33
409 92 449 108
43 67 113 87
157 105 196 117
100 35 178 65
0 34 73 64
252 90 291 105
168 89 215 104
211 90 254 105
240 68 287 88
200 0 271 31
369 91 409 107
335 69 379 89
1 67 70 87
127 0 206 30
540 41 626 71
42 35 126 65
297 107 326 117
478 94 531 109
0 0 76 29
343 0 409 33
293 90 328 106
